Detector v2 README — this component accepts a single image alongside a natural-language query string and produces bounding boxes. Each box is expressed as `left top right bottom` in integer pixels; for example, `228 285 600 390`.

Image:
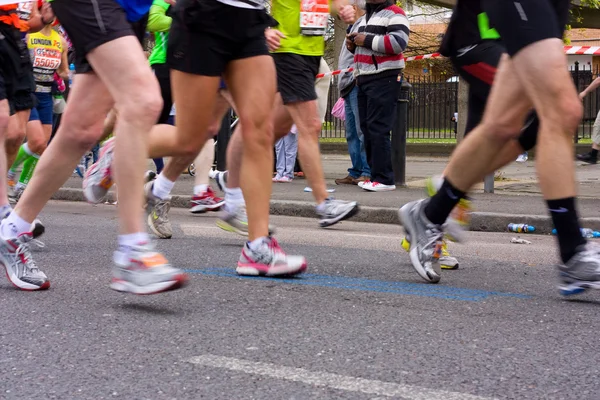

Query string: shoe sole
319 203 360 228
559 280 600 296
216 219 247 236
363 187 396 192
146 214 173 239
397 206 441 283
190 202 224 214
236 261 307 277
401 237 458 270
110 274 188 295
3 263 50 291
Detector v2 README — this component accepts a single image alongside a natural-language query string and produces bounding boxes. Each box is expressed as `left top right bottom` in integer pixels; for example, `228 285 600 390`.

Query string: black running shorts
0 24 35 113
167 0 270 76
51 0 135 74
482 0 570 56
272 53 320 105
452 41 538 150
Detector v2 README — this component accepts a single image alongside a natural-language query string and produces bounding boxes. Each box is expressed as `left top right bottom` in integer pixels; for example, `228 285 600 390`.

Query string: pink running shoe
190 187 225 214
237 237 306 277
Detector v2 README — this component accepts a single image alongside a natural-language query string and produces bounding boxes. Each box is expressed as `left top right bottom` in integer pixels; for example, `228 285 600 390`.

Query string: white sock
194 184 208 195
224 187 244 213
248 236 269 251
316 198 331 213
0 204 12 220
225 187 244 204
1 211 32 239
115 232 150 264
152 173 175 200
22 142 35 156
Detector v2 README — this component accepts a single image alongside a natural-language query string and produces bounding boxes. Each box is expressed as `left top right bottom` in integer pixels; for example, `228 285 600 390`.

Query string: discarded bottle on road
552 228 600 238
508 223 535 233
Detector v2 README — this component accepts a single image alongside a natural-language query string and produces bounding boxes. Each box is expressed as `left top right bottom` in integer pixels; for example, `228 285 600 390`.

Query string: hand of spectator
338 5 356 24
349 33 366 47
345 35 356 53
579 91 587 101
265 28 285 51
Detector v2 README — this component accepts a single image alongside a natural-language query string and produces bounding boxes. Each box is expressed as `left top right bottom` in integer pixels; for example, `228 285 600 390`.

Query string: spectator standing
347 0 409 192
335 1 370 186
576 75 600 164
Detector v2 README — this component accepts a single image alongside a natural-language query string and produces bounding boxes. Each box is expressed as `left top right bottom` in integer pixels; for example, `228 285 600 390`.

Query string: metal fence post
484 173 494 193
392 79 411 186
216 109 232 171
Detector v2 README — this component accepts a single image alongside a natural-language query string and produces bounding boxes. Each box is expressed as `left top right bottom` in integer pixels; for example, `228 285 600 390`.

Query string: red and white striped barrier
564 46 600 55
317 46 600 79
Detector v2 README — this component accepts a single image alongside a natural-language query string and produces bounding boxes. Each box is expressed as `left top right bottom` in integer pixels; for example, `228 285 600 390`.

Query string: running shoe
237 237 307 277
111 242 187 294
145 170 157 183
398 199 444 283
516 152 528 163
217 205 275 236
317 198 360 228
213 171 228 192
83 137 115 204
190 187 224 214
425 176 470 242
362 181 396 192
7 171 16 189
0 232 49 290
9 185 25 205
144 181 172 239
358 179 370 189
558 242 600 296
401 236 458 270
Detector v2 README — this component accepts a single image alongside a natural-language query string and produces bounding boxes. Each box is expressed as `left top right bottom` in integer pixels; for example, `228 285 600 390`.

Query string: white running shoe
83 138 115 204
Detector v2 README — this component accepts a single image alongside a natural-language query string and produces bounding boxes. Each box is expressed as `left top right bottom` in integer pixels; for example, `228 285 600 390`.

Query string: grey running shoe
0 232 49 290
144 181 173 239
317 198 360 227
8 185 24 205
237 237 307 277
83 138 115 204
111 242 187 294
217 205 275 236
398 199 444 283
558 242 600 296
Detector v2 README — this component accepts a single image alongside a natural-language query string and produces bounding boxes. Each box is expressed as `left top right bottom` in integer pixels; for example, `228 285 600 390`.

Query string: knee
239 113 273 149
557 96 583 135
300 119 322 139
118 80 163 125
59 113 104 150
482 116 524 142
27 136 47 154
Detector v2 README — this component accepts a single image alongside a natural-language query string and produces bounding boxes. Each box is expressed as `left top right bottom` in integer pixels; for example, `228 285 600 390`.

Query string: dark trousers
357 75 399 186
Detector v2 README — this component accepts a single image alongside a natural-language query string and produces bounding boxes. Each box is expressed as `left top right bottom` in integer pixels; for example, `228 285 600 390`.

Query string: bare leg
5 110 30 169
225 55 276 240
13 74 113 223
0 100 11 206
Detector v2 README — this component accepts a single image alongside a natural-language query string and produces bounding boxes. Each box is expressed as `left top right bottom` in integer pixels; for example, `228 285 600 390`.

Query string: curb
320 142 593 158
51 188 600 235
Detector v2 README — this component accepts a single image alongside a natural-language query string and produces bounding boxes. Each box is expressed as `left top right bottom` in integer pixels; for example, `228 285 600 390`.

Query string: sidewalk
54 155 600 233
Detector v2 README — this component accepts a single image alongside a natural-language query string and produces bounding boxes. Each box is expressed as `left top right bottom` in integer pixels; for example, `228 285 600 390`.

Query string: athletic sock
152 173 175 200
424 178 466 225
248 236 269 252
224 187 244 213
1 211 32 239
591 149 598 159
18 153 40 186
115 232 151 264
0 205 12 220
547 197 586 263
194 184 208 195
11 143 35 171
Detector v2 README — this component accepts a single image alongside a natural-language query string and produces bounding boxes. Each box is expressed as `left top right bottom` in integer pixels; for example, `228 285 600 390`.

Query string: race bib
300 0 329 36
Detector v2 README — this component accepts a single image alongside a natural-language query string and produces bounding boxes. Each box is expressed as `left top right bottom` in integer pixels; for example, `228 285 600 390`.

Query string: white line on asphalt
187 354 496 400
345 233 398 240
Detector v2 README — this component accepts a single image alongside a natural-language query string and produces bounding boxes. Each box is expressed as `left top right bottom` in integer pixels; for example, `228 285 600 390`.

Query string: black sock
547 197 586 263
424 178 466 225
591 149 598 158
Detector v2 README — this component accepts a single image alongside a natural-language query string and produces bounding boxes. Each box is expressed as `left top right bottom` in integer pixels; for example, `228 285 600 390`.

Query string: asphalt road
1 202 599 400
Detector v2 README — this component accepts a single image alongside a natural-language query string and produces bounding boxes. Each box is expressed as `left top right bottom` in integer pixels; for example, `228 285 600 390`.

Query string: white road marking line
187 354 496 400
346 233 399 240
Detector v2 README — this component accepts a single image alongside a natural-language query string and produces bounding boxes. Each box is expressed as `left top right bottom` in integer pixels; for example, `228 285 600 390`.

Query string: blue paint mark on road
185 268 531 302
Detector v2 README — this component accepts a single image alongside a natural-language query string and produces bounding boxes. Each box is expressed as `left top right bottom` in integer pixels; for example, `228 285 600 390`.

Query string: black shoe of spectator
576 152 597 164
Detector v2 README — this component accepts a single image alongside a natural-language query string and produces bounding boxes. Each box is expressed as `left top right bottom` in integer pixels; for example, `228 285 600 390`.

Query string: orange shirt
0 5 21 30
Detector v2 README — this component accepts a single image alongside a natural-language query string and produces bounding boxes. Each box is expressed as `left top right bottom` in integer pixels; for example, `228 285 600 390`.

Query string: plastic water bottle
551 228 600 238
508 223 535 233
69 63 75 86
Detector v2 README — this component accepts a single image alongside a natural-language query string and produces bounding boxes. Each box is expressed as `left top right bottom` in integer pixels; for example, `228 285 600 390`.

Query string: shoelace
155 200 171 216
422 227 444 258
15 240 43 274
